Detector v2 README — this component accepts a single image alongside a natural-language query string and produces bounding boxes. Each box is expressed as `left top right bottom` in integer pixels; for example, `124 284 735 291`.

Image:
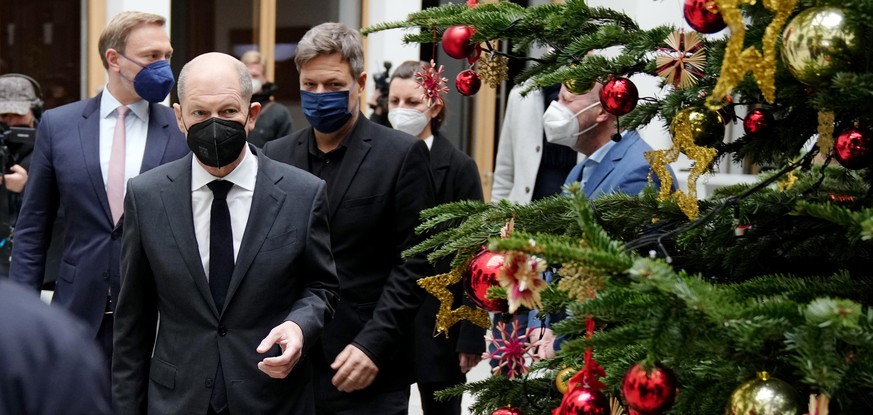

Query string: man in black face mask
263 22 436 415
113 52 339 415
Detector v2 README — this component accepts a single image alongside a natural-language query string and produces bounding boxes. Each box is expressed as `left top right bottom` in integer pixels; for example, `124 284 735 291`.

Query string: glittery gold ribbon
417 262 491 336
646 115 717 220
817 111 835 155
707 0 798 109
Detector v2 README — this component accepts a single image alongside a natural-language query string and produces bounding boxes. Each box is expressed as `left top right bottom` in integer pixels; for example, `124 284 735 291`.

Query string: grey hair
295 22 364 79
177 53 253 103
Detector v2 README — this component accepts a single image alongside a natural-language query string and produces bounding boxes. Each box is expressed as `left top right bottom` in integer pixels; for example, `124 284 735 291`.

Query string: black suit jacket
414 133 486 384
113 149 339 414
263 115 436 394
0 280 112 414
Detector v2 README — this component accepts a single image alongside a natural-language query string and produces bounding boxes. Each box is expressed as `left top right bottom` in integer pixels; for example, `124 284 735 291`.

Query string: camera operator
0 74 40 279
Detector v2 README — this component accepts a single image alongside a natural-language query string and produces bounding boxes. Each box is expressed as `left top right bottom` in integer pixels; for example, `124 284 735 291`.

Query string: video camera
0 123 35 144
0 122 36 173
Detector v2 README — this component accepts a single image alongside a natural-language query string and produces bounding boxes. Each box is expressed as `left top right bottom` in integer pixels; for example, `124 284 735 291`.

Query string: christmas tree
365 1 873 414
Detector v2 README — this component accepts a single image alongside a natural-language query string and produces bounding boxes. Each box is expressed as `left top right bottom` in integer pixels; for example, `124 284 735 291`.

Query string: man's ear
106 49 121 72
357 72 367 94
173 103 186 134
246 102 262 133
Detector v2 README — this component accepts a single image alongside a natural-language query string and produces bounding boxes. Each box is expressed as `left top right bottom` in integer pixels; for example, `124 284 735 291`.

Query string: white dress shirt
191 148 258 280
99 88 149 198
422 135 434 150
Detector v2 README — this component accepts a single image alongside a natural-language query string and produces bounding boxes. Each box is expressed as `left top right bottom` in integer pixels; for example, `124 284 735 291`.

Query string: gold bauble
564 78 595 95
781 7 858 86
727 371 801 415
670 107 726 147
555 367 575 394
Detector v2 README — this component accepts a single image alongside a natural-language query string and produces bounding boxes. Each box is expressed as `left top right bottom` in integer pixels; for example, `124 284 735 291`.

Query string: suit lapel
140 103 174 173
585 137 633 198
79 94 113 224
223 152 285 310
290 131 310 170
160 155 220 318
327 118 370 220
429 135 452 200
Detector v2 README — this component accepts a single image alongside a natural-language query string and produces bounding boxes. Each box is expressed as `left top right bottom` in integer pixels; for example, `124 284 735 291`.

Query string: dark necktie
207 179 233 413
208 180 234 311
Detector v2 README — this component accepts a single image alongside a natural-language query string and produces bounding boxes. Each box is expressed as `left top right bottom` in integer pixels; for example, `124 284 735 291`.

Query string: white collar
99 85 149 121
191 146 258 192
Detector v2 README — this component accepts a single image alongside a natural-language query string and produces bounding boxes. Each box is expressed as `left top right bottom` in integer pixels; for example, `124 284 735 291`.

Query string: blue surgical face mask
300 89 353 133
120 53 175 103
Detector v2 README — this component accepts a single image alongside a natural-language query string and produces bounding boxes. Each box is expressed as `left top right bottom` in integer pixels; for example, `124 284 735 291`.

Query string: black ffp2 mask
185 117 248 168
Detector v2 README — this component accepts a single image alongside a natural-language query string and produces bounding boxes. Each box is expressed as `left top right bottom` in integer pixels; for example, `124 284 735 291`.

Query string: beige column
86 0 107 97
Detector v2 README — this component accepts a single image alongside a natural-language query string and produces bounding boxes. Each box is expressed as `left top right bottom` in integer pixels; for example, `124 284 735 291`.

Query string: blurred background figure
241 50 294 146
0 279 112 415
0 74 40 279
368 61 392 127
388 60 485 415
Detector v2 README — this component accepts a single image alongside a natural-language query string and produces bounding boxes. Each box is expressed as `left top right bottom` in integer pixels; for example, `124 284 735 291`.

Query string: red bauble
599 77 639 116
683 0 726 33
742 108 775 136
491 406 523 415
455 69 482 96
621 363 677 415
834 127 873 170
463 250 508 312
442 25 476 60
555 387 609 415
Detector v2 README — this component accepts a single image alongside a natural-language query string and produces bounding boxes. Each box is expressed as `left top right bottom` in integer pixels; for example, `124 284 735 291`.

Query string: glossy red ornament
834 127 873 170
621 363 677 415
683 0 726 33
555 386 609 415
455 69 482 96
742 108 775 136
599 77 638 116
463 250 508 312
442 26 476 60
491 406 523 415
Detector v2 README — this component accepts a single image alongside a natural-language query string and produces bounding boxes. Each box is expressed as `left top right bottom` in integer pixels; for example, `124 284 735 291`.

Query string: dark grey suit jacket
112 149 339 414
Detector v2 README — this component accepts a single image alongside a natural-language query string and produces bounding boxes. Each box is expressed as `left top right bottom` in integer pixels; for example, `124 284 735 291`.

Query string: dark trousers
418 381 462 415
97 312 113 375
315 388 409 415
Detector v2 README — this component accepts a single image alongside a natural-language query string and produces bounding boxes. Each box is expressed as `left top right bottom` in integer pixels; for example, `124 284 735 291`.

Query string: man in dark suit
0 279 112 415
263 23 436 415
113 52 339 415
387 60 486 415
9 11 188 374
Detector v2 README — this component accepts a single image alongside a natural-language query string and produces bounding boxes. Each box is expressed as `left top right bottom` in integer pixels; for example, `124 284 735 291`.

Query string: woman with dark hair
388 60 485 415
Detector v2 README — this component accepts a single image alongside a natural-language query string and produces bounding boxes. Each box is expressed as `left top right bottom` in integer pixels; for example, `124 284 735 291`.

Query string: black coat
263 114 436 395
414 133 486 384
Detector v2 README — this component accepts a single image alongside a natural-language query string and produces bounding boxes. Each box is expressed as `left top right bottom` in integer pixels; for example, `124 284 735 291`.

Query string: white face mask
251 78 263 94
543 101 601 147
388 108 430 137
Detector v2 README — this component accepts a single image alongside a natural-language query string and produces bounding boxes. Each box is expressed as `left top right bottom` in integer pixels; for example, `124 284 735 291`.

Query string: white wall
363 0 423 108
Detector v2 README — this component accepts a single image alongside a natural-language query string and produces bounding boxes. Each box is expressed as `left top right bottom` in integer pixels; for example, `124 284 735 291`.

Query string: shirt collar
423 135 434 150
587 138 617 166
191 146 258 192
99 85 149 121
